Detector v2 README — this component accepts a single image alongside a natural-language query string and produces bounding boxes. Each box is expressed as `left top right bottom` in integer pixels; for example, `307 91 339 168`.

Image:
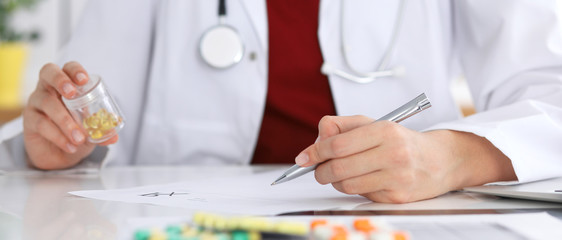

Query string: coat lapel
238 0 268 51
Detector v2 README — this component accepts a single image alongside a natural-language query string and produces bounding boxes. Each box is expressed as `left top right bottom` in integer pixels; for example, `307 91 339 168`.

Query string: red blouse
251 0 336 164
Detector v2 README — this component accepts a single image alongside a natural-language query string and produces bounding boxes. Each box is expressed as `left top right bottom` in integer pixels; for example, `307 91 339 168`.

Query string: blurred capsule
274 221 308 236
90 129 103 139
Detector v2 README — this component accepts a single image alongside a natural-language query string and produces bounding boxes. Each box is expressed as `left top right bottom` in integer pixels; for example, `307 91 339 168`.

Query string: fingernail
62 83 75 96
76 73 87 83
67 143 77 153
72 129 84 143
295 152 309 166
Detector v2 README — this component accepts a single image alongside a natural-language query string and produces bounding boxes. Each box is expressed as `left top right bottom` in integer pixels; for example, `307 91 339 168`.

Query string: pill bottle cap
62 75 105 109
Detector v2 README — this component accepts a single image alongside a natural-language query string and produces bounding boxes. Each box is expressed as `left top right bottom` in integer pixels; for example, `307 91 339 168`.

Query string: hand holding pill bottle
23 62 122 170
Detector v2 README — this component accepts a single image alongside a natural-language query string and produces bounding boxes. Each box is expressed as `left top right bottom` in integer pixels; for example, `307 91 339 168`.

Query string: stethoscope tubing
201 0 407 81
337 0 408 83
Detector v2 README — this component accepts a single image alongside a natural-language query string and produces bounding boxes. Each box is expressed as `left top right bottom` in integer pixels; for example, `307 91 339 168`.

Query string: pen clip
377 93 431 123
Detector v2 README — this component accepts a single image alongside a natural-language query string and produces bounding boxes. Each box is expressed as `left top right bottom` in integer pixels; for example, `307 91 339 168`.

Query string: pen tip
271 181 276 186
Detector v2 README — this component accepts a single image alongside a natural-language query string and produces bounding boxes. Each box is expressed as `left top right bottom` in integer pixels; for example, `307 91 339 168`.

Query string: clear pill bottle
62 74 125 143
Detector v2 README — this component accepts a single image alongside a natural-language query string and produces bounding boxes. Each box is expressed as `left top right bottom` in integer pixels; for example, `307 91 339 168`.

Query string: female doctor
4 0 562 203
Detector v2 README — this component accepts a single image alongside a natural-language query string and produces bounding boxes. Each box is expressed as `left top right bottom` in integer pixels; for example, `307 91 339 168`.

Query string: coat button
249 52 257 61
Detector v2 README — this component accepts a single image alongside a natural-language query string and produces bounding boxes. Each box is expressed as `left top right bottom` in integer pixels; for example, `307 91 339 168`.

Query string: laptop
463 177 562 203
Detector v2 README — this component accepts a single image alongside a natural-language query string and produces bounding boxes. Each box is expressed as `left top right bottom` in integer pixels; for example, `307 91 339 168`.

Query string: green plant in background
0 0 41 42
0 0 41 109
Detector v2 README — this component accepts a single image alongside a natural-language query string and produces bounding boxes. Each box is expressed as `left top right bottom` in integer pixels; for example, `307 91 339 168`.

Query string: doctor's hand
22 62 118 170
296 115 517 203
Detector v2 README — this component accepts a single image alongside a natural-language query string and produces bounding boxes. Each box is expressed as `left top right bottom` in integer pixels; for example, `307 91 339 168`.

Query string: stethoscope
200 0 407 84
199 0 244 69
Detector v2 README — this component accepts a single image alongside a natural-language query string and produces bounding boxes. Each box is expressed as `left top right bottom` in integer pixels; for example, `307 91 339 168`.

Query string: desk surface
1 165 561 239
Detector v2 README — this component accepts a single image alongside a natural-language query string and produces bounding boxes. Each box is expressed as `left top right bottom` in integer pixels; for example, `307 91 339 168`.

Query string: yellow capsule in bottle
83 118 89 129
101 109 109 119
86 115 101 129
110 116 118 128
90 129 103 139
100 117 111 131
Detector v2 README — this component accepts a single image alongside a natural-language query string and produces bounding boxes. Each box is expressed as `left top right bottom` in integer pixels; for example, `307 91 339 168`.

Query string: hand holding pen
273 93 431 185
273 93 518 204
272 93 465 203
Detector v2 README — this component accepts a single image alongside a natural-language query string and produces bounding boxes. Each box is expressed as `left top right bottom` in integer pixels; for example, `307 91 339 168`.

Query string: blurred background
0 0 86 124
0 0 475 125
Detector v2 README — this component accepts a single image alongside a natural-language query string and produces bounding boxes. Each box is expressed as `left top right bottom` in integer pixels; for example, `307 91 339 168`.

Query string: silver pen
271 93 432 185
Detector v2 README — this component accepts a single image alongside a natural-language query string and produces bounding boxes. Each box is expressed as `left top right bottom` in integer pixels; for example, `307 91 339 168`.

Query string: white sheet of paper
69 169 371 215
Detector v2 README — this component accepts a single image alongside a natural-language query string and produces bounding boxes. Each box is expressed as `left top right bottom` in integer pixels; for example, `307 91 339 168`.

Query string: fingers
39 63 77 99
296 120 398 167
28 90 86 146
360 189 416 204
31 62 119 148
62 61 89 86
331 170 416 203
317 115 373 141
98 135 119 146
295 115 374 167
24 109 79 154
330 170 392 195
360 191 410 204
24 62 117 170
314 149 387 184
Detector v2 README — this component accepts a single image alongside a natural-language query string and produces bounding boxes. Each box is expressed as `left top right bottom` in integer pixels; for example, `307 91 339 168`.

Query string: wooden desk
461 105 476 117
0 107 23 124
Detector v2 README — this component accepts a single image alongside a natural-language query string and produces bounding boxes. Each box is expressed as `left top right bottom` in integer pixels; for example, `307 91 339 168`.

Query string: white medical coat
1 0 562 184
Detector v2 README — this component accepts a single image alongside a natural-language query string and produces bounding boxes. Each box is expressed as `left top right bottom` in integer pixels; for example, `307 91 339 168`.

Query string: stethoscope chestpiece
199 24 245 69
